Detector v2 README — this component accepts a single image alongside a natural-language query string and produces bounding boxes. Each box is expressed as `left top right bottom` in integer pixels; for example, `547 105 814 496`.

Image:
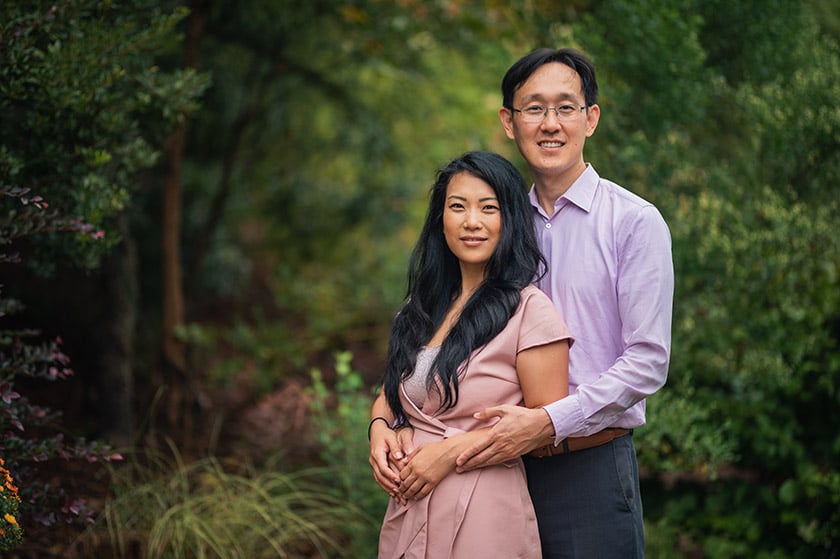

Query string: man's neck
532 164 587 217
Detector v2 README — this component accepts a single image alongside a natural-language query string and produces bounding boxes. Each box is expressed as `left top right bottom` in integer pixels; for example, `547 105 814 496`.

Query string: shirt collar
562 164 598 212
528 164 599 214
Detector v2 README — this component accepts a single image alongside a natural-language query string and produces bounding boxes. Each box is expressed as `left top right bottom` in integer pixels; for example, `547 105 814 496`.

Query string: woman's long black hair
383 151 546 425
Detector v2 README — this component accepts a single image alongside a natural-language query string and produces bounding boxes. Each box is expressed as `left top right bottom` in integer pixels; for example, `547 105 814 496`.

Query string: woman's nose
464 210 481 228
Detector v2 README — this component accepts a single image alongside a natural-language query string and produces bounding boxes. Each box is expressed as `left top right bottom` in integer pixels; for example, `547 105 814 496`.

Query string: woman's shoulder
520 284 551 303
517 285 560 317
514 285 573 346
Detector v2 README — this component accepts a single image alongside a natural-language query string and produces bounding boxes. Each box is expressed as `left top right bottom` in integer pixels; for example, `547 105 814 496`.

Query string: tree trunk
162 122 187 375
159 0 207 428
98 212 137 445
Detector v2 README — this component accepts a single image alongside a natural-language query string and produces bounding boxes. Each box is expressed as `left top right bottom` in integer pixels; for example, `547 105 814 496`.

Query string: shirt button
545 222 552 229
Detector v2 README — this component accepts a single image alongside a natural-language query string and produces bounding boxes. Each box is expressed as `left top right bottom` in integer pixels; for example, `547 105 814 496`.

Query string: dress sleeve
516 287 573 353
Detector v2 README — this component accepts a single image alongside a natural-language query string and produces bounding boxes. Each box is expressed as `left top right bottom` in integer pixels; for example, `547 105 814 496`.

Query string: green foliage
0 0 209 272
175 1 521 350
641 186 840 556
97 445 364 559
308 352 387 558
0 0 206 546
188 317 335 395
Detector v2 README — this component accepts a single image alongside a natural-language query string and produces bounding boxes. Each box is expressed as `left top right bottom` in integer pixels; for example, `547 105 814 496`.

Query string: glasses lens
522 110 544 123
519 106 583 123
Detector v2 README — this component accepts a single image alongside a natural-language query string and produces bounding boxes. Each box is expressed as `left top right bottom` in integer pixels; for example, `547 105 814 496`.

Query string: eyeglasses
512 104 587 123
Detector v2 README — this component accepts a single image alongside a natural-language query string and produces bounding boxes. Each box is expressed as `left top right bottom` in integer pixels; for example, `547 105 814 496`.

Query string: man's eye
558 104 577 113
524 106 545 114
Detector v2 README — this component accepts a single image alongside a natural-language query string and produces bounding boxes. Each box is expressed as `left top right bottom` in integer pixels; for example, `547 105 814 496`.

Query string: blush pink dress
378 285 572 559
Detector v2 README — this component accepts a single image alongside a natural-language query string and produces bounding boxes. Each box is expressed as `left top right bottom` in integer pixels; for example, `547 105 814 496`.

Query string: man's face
499 62 600 190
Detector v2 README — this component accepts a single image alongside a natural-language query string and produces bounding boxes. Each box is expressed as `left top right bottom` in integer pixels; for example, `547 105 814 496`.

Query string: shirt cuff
543 395 586 445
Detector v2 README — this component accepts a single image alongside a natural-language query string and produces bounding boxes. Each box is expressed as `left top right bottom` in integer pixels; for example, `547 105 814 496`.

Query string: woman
374 151 572 558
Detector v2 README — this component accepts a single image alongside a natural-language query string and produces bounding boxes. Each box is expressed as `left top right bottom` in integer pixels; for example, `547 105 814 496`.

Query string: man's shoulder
597 176 656 210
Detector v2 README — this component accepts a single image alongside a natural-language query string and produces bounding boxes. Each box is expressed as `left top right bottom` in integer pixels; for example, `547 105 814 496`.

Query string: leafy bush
0 301 123 535
308 352 388 557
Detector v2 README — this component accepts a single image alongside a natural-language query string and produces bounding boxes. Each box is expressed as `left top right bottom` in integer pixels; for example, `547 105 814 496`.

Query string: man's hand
454 405 554 473
369 423 415 504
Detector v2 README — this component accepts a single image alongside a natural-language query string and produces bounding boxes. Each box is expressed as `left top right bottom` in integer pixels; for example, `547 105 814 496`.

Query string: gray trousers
522 433 644 559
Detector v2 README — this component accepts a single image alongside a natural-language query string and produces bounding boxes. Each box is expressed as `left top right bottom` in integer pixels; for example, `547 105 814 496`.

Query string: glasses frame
511 104 588 123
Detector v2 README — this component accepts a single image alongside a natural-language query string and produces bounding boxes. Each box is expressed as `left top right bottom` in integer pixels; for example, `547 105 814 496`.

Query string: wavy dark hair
383 151 546 425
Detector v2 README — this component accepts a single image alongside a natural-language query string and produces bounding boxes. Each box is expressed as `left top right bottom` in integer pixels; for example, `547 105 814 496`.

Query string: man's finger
472 404 507 422
454 432 494 469
455 445 497 473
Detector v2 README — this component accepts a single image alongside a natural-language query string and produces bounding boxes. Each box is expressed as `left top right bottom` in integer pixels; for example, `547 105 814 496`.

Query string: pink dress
378 285 572 559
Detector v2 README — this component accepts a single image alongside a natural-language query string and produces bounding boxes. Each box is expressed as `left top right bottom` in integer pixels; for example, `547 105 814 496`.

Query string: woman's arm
517 339 570 408
516 339 569 450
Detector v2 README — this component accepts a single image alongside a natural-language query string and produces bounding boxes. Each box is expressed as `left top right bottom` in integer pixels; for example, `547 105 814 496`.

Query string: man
370 47 673 558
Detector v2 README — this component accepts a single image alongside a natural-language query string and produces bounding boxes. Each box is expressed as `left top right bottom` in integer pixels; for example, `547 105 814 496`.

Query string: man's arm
454 405 554 473
543 204 674 441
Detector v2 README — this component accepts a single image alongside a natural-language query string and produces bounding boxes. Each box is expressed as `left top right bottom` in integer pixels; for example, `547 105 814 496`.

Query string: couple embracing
369 48 674 559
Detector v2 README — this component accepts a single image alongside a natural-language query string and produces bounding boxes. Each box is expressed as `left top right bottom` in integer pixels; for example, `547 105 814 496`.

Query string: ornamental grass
90 442 372 559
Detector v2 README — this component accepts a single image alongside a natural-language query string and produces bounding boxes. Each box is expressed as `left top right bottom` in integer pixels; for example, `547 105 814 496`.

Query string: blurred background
1 0 838 557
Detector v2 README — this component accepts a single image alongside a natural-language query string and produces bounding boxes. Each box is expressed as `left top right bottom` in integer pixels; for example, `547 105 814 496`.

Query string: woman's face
442 172 502 275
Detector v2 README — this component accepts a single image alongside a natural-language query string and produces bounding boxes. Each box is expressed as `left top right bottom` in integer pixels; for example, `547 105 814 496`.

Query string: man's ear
585 104 601 137
499 107 515 140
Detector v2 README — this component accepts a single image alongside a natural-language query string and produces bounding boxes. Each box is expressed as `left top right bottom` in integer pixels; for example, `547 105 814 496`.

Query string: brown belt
530 428 632 458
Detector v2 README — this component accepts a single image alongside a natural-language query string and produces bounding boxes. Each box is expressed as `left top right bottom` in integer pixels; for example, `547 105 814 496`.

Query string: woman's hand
397 440 456 502
369 422 414 504
398 429 486 501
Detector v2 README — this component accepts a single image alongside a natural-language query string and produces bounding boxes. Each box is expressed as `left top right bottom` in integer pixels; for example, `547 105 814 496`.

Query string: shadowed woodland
1 1 839 557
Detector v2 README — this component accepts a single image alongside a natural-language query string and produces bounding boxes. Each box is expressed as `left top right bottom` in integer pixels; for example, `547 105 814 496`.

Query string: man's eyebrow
519 92 579 103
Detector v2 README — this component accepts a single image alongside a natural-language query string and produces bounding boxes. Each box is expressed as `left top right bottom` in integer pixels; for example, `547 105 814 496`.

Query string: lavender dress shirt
532 164 674 444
